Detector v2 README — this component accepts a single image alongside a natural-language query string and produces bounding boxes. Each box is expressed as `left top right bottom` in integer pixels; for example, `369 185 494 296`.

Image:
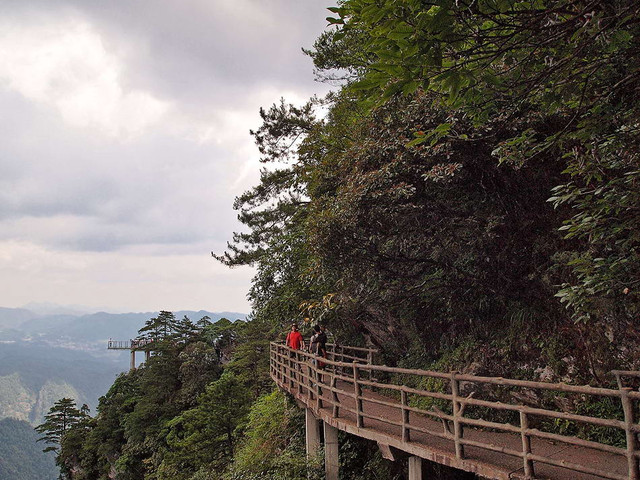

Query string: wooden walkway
270 343 640 480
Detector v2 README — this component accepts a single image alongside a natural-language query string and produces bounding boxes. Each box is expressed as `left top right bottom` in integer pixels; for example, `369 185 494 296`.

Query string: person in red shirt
285 323 305 382
286 323 305 350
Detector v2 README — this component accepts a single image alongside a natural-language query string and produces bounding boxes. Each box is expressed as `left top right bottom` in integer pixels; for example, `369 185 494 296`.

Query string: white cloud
0 16 168 138
0 240 254 312
0 1 331 312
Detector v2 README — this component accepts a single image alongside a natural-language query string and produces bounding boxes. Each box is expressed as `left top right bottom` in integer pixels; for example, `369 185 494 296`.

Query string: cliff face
0 373 34 422
0 373 86 424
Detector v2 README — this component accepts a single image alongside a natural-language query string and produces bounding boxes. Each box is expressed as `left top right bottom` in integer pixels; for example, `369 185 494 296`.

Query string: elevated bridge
271 342 640 480
108 339 155 370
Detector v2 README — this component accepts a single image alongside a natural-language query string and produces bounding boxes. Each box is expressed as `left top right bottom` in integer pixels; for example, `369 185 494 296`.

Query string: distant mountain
0 342 122 424
0 307 38 329
0 418 57 480
0 309 247 353
0 305 248 480
21 302 97 316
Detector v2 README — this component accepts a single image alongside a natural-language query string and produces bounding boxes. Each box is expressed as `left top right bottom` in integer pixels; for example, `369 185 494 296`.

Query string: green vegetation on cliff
50 313 397 479
218 0 640 383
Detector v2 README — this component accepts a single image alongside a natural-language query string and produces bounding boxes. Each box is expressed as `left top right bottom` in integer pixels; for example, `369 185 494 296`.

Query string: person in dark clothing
309 325 327 364
310 325 328 391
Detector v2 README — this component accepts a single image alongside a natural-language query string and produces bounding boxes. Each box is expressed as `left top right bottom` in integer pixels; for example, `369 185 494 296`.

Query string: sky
0 1 333 314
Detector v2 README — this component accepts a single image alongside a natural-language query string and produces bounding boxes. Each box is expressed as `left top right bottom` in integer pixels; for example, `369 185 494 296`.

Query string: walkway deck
271 343 640 480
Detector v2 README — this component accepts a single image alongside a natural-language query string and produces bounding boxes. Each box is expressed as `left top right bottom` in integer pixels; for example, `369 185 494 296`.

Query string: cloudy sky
0 1 333 314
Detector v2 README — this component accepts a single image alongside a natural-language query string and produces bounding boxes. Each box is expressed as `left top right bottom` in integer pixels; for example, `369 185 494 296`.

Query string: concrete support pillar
130 350 136 371
324 422 339 480
305 409 321 459
408 456 422 480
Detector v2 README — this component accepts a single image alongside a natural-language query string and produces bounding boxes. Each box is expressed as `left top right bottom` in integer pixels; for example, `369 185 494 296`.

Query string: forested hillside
217 0 640 382
0 418 57 480
53 1 639 479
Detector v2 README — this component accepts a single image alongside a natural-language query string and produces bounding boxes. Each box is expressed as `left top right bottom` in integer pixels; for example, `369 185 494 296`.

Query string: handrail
107 338 157 350
270 342 640 480
107 340 132 349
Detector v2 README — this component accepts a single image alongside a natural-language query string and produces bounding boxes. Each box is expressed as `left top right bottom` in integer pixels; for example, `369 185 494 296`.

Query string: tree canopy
219 0 640 379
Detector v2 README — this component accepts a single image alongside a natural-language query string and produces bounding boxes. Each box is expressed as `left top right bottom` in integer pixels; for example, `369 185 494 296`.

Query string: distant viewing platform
107 339 154 370
107 339 155 350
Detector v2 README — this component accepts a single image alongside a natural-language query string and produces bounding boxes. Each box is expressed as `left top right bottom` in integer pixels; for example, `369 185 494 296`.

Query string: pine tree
138 310 178 341
35 398 88 454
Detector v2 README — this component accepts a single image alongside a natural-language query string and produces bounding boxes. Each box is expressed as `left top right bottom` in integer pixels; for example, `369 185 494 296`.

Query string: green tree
35 398 89 454
159 371 251 479
225 390 319 480
213 99 332 334
35 398 90 479
138 310 179 342
173 315 199 343
225 317 274 398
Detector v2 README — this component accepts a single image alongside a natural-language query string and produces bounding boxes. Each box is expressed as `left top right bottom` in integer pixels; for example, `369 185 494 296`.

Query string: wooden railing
270 342 640 480
107 339 156 350
107 340 132 350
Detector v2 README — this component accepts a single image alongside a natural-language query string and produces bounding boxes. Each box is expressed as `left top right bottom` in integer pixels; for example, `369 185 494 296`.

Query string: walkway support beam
408 456 422 480
324 421 339 480
130 350 135 371
305 409 321 459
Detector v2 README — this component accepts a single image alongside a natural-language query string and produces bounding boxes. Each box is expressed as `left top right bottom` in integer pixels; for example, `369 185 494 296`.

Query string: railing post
401 388 410 442
331 369 340 418
353 361 363 428
315 356 323 411
621 387 639 480
520 410 535 478
281 345 287 384
289 349 295 389
367 350 373 381
297 351 303 395
273 344 279 382
270 343 275 380
273 344 278 381
451 371 464 459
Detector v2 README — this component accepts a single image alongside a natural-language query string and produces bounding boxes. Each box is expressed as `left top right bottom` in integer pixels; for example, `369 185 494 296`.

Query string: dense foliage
45 314 251 479
220 0 640 381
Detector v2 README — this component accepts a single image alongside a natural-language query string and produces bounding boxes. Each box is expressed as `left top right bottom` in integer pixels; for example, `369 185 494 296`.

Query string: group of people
130 337 154 348
285 323 328 369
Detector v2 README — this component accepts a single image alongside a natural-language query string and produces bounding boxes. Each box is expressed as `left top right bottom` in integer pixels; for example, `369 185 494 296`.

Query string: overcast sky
0 1 333 314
